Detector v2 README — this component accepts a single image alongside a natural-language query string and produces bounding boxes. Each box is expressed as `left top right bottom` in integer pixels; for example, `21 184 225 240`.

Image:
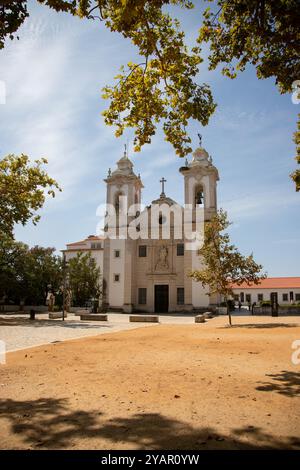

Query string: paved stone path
1 312 298 353
0 312 198 352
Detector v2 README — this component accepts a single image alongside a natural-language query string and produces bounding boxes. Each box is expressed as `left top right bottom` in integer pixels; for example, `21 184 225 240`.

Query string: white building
63 145 220 312
62 235 104 273
231 277 300 305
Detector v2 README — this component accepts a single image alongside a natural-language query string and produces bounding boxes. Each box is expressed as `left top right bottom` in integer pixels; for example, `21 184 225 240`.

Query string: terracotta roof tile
66 235 104 246
231 277 300 289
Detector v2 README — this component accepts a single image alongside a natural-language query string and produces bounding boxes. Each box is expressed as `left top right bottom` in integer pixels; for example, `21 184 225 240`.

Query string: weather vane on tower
197 133 202 147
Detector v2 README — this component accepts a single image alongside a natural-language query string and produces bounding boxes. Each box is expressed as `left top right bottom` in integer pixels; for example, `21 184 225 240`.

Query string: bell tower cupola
179 145 219 221
104 146 143 218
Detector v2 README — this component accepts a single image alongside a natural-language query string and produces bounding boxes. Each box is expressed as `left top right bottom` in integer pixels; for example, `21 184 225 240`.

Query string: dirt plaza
0 315 300 450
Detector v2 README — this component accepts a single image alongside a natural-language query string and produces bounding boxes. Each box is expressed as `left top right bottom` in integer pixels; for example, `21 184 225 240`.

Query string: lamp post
62 253 67 321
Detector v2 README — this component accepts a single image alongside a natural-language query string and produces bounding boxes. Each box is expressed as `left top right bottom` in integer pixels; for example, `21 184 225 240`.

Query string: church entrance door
154 285 169 313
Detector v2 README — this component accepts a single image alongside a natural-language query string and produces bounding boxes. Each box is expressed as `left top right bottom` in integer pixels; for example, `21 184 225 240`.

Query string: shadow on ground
0 398 299 450
0 318 111 329
256 370 300 397
221 323 299 329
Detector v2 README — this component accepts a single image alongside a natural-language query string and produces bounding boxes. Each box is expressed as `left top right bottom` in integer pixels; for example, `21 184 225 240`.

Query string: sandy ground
0 315 300 450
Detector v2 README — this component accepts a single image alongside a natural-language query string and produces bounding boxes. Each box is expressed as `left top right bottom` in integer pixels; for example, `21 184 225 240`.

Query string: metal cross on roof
160 177 167 196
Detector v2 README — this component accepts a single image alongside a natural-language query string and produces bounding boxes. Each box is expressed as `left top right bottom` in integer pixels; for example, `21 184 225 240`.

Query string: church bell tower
180 146 219 222
179 145 220 309
102 148 143 313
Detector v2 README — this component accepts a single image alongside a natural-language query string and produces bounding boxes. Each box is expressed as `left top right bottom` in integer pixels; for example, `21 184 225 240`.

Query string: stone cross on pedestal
160 177 167 197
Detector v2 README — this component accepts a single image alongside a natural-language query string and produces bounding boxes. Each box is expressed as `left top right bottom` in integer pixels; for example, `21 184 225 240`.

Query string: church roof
66 235 104 246
149 193 181 208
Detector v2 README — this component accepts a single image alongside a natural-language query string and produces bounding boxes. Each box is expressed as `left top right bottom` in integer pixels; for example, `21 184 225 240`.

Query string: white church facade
63 146 220 313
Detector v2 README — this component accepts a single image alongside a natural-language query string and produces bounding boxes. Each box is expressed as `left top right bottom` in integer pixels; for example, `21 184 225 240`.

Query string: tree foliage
1 1 299 182
198 0 299 94
189 210 266 324
0 235 62 305
1 1 216 157
290 115 300 191
67 252 101 306
100 1 216 156
0 154 61 238
0 0 28 46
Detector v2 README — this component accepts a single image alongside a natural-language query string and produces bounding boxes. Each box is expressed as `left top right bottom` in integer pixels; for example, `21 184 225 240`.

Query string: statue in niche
155 245 169 271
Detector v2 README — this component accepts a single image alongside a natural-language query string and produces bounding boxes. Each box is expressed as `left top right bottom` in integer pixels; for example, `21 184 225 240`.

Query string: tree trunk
227 299 232 326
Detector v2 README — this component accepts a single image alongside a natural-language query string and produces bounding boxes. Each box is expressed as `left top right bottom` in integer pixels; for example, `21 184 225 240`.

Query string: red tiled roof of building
66 241 85 246
66 235 104 246
231 277 300 289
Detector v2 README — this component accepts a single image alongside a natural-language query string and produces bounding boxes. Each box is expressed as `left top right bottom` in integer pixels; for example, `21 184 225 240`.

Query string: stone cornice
104 174 144 188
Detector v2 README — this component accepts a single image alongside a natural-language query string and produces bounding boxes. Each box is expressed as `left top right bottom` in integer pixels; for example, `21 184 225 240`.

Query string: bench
129 315 159 323
49 312 68 319
203 312 214 319
80 314 108 321
195 314 205 323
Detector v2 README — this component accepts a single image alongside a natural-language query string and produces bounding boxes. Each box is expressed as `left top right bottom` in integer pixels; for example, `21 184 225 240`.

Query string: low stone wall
49 312 68 319
0 305 48 313
215 307 227 315
80 314 108 321
253 306 300 315
130 315 159 323
69 307 89 313
0 305 17 312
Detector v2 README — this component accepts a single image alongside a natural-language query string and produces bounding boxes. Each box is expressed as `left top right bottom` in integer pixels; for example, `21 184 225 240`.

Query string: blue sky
0 1 299 275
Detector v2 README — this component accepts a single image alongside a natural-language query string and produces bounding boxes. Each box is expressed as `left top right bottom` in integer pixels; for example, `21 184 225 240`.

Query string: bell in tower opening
195 186 204 206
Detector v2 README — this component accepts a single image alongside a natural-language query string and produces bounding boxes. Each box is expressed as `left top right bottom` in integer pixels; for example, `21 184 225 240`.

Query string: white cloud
0 2 136 211
223 189 299 221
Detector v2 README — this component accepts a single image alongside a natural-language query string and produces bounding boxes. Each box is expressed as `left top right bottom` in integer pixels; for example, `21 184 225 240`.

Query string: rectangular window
245 294 251 303
234 294 239 301
114 274 120 282
282 293 288 302
114 250 120 258
138 288 147 305
177 243 184 256
258 294 263 302
177 287 185 305
139 245 147 257
240 292 244 302
91 242 102 249
290 292 294 301
295 294 300 302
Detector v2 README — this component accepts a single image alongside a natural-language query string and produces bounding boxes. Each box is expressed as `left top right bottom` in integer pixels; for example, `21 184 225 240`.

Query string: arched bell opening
194 185 204 208
114 191 124 215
